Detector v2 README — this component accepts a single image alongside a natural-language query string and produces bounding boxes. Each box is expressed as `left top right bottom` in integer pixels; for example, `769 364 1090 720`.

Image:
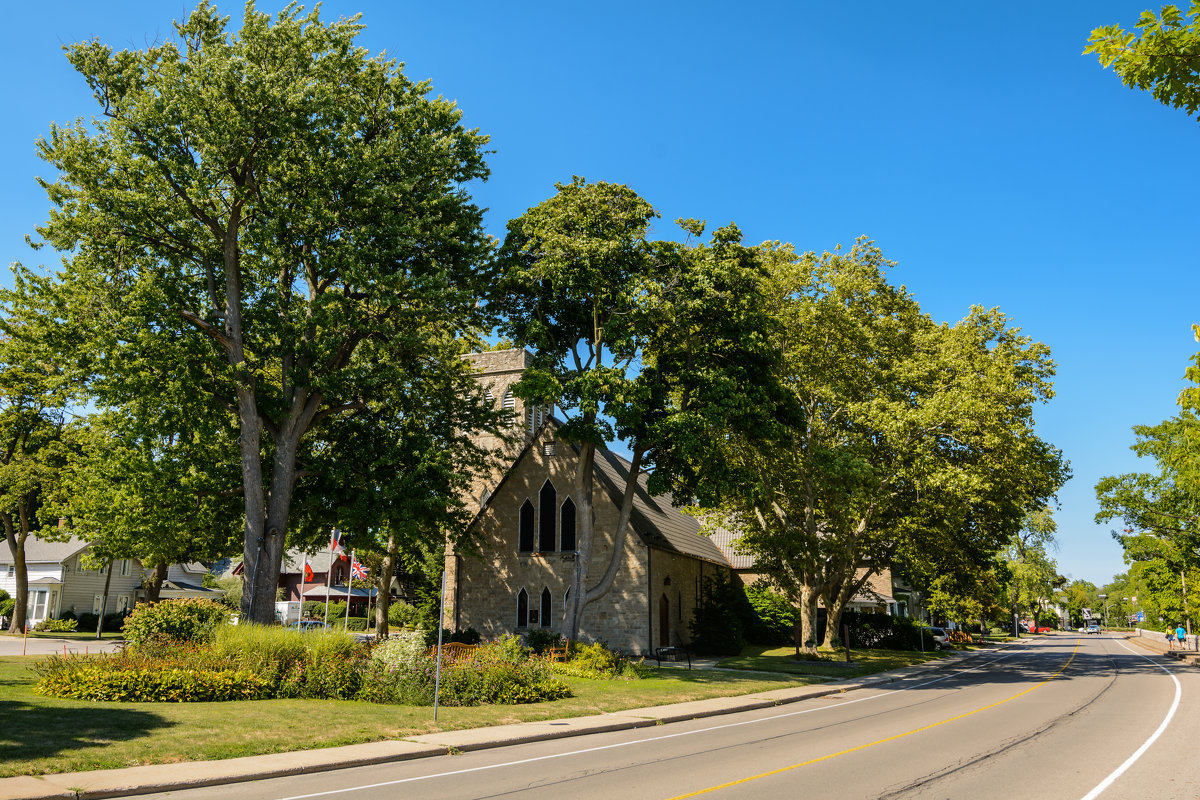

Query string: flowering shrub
122 599 229 652
32 653 270 702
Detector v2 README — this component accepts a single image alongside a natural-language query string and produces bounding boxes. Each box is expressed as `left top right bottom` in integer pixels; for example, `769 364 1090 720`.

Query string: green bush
122 599 229 652
0 598 16 619
555 641 648 679
744 586 796 646
32 654 270 702
386 600 425 629
840 612 924 650
338 617 368 632
525 629 564 655
33 618 78 633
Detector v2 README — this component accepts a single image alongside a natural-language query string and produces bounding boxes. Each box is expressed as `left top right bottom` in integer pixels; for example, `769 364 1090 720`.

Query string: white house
1 536 146 626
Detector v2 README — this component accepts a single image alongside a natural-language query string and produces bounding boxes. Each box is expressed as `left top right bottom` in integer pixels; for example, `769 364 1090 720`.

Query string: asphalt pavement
3 634 1191 800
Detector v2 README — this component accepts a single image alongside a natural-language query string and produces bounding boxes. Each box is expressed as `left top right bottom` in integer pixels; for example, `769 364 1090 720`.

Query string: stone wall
450 427 654 654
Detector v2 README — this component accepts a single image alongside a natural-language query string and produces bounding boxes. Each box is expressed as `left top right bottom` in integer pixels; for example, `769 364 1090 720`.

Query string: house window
543 440 556 456
538 481 557 552
517 588 529 628
5 566 12 577
540 588 552 629
120 559 130 577
117 594 131 613
502 388 515 410
518 500 535 553
560 498 576 552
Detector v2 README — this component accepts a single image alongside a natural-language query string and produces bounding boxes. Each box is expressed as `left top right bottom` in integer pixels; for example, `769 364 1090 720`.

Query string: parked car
1018 622 1031 633
927 627 949 649
1086 624 1101 634
292 620 329 633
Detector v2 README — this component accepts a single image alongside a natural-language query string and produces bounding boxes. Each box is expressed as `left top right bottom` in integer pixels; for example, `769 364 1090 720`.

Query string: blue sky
2 2 1196 587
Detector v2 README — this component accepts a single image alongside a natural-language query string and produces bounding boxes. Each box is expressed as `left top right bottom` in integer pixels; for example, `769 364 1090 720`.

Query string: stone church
444 349 732 655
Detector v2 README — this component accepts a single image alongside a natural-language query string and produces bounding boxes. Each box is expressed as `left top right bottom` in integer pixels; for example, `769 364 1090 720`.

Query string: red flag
304 563 314 582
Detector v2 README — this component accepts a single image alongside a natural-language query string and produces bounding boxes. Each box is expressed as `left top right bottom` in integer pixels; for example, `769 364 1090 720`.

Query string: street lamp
1099 594 1109 632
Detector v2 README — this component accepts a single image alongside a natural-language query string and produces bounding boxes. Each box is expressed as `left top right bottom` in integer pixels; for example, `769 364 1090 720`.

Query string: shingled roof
0 535 90 565
591 448 729 566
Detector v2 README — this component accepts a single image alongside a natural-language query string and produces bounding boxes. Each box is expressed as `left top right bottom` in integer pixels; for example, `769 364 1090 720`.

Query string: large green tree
1096 413 1200 631
714 240 1067 652
57 407 243 602
495 178 788 641
20 2 493 623
0 332 72 633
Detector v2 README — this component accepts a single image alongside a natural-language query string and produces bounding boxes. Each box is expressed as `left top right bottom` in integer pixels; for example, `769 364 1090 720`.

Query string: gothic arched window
518 500 535 553
539 481 557 552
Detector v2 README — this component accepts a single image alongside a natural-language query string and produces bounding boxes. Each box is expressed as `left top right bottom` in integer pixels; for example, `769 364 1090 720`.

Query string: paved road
134 635 1198 800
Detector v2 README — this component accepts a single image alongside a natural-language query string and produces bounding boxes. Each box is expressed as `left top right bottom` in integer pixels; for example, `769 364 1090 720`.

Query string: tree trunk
2 512 27 634
823 588 851 651
96 559 114 638
797 584 820 655
562 438 596 642
584 445 645 604
375 529 397 639
242 428 308 625
145 560 169 603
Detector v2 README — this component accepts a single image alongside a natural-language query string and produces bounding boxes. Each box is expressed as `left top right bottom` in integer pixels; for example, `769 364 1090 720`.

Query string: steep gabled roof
591 448 730 566
0 535 90 565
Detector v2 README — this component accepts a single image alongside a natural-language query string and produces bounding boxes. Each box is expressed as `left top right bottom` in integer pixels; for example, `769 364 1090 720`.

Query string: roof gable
0 535 91 565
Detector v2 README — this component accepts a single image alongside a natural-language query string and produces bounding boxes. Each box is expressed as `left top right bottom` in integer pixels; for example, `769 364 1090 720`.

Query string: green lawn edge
0 645 950 778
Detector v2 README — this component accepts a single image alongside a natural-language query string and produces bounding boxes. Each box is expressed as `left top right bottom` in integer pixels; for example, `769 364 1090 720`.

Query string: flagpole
346 550 354 628
434 570 447 722
298 553 308 626
323 543 334 627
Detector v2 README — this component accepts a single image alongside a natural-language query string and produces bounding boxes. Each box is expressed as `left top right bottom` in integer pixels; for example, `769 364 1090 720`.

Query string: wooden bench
425 642 479 659
546 642 570 663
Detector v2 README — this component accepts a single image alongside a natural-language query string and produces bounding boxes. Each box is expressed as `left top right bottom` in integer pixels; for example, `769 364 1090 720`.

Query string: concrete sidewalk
0 636 123 657
0 645 1009 800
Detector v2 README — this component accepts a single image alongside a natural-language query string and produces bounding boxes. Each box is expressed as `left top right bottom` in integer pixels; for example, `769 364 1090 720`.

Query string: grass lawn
0 656 816 777
716 645 953 678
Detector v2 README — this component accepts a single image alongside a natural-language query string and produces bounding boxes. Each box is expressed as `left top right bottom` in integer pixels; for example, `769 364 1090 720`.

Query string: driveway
0 634 123 655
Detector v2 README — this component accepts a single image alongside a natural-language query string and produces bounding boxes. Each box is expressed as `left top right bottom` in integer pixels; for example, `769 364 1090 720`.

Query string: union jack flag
351 557 369 581
328 528 345 555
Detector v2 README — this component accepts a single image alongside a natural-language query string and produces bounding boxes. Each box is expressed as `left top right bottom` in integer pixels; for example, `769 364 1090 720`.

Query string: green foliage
32 653 270 702
688 573 749 656
32 618 78 633
744 585 796 646
0 598 14 619
122 599 228 652
842 612 924 650
74 611 127 634
214 575 243 610
525 628 564 655
555 641 649 679
1086 4 1200 122
386 600 421 629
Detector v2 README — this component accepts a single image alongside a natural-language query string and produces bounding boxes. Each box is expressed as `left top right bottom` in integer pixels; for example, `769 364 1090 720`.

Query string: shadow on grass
0 699 172 762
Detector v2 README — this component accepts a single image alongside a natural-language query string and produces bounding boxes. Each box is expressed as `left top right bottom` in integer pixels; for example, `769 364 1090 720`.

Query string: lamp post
1099 594 1109 632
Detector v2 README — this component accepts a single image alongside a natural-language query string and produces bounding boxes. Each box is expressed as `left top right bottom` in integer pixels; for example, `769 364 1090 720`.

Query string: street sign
1083 608 1092 620
1137 611 1145 622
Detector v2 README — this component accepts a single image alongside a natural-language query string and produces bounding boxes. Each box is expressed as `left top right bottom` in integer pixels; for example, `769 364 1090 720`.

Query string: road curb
0 646 998 800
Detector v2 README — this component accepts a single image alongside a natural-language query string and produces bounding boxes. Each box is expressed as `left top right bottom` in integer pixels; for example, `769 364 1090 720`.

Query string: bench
425 642 479 659
546 642 570 663
654 646 691 668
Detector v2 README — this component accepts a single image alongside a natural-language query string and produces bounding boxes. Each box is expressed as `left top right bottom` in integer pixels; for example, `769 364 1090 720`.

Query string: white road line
277 643 1038 800
1078 639 1182 800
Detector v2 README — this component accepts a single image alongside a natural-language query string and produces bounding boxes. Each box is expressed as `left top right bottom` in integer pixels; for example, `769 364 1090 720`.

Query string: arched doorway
659 593 670 647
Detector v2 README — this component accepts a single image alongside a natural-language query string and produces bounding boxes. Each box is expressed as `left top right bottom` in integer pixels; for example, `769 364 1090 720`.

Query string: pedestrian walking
1166 625 1175 649
1177 624 1187 650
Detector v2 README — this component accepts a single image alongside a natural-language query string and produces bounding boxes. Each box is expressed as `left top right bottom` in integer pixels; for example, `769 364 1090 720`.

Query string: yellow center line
666 639 1080 800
